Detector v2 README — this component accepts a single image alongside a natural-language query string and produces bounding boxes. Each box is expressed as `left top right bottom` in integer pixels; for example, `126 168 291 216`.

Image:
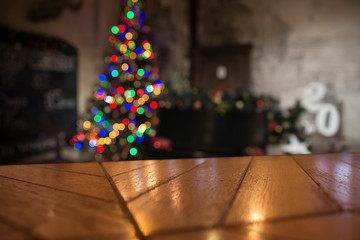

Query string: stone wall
146 0 190 92
149 0 360 152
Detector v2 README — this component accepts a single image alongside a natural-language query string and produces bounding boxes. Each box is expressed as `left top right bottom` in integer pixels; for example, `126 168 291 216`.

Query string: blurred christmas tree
70 0 164 161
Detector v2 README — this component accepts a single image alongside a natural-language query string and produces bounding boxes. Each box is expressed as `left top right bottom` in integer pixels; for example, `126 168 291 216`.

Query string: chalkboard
0 27 77 163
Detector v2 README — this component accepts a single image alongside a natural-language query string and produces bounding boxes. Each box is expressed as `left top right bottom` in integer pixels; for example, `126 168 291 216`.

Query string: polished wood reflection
0 153 359 239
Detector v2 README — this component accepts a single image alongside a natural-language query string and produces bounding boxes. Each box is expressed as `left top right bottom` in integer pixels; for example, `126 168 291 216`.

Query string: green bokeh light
137 69 144 76
127 11 135 19
127 135 135 143
145 128 152 135
111 26 119 34
137 107 144 115
129 147 137 156
130 90 136 97
94 115 101 122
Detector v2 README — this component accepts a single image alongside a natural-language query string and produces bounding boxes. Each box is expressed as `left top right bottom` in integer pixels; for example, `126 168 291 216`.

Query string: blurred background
1 0 359 164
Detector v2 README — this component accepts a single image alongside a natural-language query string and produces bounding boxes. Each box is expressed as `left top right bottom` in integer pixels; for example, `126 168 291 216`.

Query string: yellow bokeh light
127 74 135 81
119 123 125 131
109 132 115 139
83 121 91 130
145 121 151 128
109 131 116 139
120 44 127 53
98 138 105 145
104 137 111 145
128 123 135 131
144 50 151 58
130 52 137 59
128 41 135 49
236 101 244 109
125 33 133 40
142 94 149 101
138 124 146 133
138 98 145 105
126 96 133 103
116 97 124 104
275 125 283 133
143 42 151 50
154 88 161 95
121 63 129 71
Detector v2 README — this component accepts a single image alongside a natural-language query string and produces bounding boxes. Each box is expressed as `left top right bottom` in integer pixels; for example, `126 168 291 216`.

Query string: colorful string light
70 0 164 160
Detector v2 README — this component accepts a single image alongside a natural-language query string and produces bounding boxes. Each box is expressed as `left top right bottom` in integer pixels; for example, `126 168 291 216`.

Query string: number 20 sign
301 82 340 137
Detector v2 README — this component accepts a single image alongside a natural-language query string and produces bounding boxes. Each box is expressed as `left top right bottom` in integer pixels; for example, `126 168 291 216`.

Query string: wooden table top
0 153 359 239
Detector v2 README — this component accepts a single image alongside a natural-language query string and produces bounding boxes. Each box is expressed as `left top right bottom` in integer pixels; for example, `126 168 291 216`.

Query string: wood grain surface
0 153 359 239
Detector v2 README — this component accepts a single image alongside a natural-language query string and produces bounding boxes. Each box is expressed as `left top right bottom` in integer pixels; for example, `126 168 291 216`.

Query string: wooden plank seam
109 161 159 178
0 174 112 203
334 155 360 170
214 156 254 227
291 156 344 211
27 165 105 177
98 162 146 240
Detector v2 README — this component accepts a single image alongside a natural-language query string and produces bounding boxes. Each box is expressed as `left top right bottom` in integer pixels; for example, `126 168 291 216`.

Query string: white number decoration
315 103 340 137
301 82 340 137
301 82 327 113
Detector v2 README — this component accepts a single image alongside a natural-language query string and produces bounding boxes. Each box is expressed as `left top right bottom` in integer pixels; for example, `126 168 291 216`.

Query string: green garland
158 87 309 152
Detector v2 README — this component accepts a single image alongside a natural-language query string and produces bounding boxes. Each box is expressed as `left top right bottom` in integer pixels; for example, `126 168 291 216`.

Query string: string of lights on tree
70 0 164 161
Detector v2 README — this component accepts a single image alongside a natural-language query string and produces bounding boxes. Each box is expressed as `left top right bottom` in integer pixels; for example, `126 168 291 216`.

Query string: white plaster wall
0 0 121 115
246 0 360 151
197 0 360 152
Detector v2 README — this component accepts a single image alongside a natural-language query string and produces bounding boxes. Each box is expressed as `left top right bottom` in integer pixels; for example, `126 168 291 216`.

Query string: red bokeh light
97 146 104 153
150 101 158 109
